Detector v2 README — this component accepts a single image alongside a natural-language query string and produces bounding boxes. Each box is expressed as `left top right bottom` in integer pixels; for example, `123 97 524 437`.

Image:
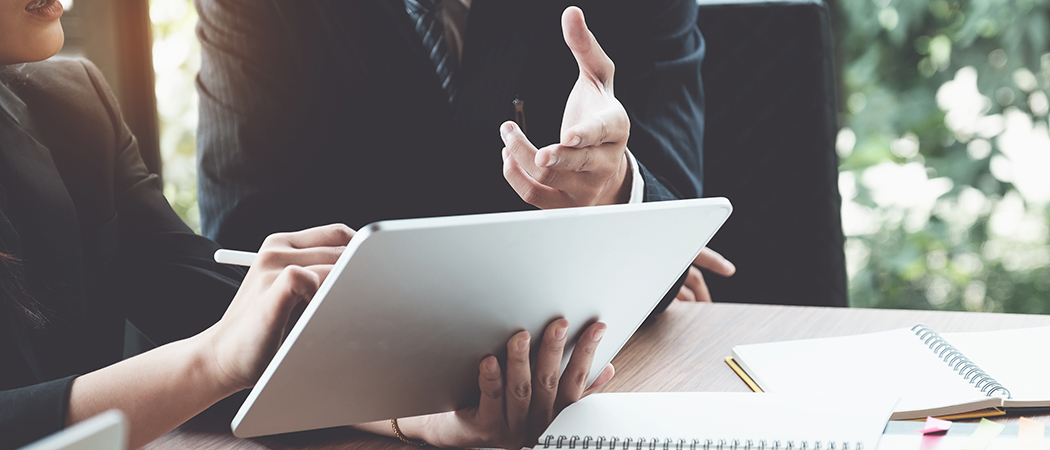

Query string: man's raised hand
500 6 631 209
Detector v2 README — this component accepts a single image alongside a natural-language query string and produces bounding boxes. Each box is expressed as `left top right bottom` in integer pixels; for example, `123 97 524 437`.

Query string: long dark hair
0 94 47 328
0 252 47 328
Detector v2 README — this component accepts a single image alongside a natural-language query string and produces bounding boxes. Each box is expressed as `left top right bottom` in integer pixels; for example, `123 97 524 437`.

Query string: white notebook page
732 328 993 415
541 392 897 449
942 326 1050 405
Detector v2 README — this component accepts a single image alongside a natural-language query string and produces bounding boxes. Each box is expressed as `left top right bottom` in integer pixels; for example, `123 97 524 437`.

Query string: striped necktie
404 0 456 104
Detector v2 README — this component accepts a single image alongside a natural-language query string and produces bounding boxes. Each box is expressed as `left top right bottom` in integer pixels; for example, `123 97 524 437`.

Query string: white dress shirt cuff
625 147 645 204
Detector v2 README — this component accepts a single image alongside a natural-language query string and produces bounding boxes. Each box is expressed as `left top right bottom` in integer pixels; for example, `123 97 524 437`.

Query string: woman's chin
37 23 64 60
1 24 64 65
0 0 65 65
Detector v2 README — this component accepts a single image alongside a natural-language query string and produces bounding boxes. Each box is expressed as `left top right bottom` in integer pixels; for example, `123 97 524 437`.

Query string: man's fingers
685 267 711 303
693 247 737 277
558 108 629 150
676 279 698 303
561 6 614 87
554 322 606 413
501 121 539 172
535 145 604 174
500 121 553 202
583 364 615 396
263 223 355 250
503 147 572 209
681 267 703 302
683 248 733 302
504 331 532 437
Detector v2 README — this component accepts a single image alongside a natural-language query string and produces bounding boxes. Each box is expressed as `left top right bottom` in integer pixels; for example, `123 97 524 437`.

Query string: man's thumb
561 6 614 85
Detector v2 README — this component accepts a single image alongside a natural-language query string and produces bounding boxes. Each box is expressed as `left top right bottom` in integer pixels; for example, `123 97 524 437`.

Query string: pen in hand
214 249 257 267
513 97 526 134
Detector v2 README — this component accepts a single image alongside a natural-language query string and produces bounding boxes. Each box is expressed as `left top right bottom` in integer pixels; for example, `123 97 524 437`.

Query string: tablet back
20 411 126 450
232 198 732 437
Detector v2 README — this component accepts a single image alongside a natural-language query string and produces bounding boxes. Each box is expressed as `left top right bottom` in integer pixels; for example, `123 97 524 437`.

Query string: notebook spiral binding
910 324 1011 398
539 435 865 450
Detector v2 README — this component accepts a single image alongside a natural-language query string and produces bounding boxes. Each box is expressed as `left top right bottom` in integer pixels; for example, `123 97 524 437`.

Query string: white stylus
213 249 257 267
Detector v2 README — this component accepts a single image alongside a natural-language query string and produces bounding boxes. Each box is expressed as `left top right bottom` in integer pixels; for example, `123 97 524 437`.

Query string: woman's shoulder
3 58 132 174
6 57 124 146
10 57 100 86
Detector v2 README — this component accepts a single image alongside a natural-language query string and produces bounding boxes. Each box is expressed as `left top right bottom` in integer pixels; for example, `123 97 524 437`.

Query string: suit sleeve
609 0 705 202
83 61 245 346
598 0 703 312
194 0 311 249
0 376 76 449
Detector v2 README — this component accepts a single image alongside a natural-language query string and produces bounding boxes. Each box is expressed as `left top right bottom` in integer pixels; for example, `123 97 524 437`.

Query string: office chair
697 0 848 307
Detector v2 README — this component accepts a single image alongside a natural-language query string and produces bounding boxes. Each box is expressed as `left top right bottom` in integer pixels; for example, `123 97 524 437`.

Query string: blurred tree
150 0 201 232
829 0 1050 313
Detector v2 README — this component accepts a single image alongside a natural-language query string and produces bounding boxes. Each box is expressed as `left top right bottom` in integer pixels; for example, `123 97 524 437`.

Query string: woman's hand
66 224 355 447
399 319 615 449
200 224 355 392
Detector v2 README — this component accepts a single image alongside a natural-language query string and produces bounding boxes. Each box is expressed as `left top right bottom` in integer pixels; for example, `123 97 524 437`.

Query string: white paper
540 392 898 449
732 328 995 416
942 326 1050 406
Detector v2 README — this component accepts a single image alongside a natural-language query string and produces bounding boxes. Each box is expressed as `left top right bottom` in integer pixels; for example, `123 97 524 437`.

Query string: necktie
404 0 456 104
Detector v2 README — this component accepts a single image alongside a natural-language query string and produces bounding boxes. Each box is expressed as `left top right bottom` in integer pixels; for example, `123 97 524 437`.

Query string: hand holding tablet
377 320 615 448
214 238 620 448
230 198 732 438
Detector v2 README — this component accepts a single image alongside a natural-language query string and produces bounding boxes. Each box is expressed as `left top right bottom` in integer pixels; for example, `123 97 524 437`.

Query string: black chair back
697 0 848 307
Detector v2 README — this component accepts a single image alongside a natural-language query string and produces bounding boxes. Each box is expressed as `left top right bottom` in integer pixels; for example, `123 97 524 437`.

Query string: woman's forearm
62 226 353 448
66 332 236 448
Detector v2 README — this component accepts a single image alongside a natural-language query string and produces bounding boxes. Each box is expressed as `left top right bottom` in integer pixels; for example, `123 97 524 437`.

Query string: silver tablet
232 198 732 438
20 410 126 450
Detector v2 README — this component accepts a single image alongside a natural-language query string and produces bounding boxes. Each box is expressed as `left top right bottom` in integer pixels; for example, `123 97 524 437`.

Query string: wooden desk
146 302 1050 449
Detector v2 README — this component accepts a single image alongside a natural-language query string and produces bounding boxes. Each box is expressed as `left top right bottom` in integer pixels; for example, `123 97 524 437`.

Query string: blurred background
57 0 1050 313
832 0 1050 313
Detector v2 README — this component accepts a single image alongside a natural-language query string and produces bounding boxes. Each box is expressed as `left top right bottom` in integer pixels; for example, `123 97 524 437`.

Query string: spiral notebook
729 325 1050 420
538 392 898 449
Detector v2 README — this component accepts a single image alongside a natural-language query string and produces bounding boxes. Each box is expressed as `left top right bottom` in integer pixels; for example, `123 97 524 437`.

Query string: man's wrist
598 152 632 205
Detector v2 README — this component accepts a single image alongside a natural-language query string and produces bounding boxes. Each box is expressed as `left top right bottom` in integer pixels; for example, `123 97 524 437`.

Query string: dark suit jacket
0 59 242 449
196 0 706 252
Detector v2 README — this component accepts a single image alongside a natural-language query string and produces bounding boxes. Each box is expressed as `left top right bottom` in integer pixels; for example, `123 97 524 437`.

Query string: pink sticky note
919 417 952 434
1018 417 1044 450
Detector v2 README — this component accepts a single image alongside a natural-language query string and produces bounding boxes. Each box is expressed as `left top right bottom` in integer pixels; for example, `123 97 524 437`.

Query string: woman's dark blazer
0 59 243 449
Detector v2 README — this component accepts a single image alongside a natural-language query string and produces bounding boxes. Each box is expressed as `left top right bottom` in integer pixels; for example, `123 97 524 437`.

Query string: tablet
232 198 732 438
20 410 126 450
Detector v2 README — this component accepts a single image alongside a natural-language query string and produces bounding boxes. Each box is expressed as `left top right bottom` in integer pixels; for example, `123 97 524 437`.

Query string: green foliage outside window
151 0 201 233
149 0 1050 312
834 0 1050 312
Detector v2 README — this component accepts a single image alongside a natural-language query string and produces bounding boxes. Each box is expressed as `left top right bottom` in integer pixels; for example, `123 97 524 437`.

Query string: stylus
214 249 257 267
